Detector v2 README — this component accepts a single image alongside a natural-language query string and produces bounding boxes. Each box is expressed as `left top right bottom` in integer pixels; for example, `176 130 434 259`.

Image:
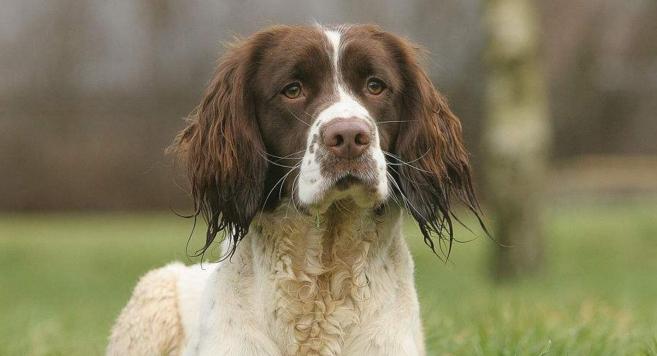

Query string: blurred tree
482 0 550 280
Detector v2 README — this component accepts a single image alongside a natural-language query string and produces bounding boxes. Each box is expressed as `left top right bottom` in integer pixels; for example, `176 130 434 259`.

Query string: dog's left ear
388 35 482 255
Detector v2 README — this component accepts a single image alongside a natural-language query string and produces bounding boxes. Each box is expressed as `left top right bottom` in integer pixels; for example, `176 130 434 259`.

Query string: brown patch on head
318 24 484 255
366 26 484 256
170 25 336 257
250 27 341 206
338 25 406 152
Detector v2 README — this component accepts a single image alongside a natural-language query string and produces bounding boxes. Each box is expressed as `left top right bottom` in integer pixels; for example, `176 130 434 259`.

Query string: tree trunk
482 0 550 280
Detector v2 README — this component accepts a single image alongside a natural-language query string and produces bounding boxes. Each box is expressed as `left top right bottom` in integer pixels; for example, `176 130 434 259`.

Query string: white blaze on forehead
321 29 372 125
326 30 341 69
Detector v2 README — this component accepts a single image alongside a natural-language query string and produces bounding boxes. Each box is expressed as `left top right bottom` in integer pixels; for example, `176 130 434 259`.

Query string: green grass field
1 202 656 355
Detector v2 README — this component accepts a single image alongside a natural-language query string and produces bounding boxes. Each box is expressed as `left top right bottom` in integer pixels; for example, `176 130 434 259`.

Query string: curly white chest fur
182 204 424 356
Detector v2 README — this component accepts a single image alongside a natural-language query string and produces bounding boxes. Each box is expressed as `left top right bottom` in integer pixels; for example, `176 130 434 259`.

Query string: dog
107 24 482 356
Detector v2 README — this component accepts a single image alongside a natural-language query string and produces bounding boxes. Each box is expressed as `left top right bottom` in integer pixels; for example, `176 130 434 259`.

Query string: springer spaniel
107 24 482 356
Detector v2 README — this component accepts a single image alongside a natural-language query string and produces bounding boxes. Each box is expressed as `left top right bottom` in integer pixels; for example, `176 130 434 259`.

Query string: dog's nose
321 118 371 159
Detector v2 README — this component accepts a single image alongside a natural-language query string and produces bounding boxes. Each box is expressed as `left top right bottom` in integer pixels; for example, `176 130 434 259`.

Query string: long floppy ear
170 38 267 258
389 36 484 257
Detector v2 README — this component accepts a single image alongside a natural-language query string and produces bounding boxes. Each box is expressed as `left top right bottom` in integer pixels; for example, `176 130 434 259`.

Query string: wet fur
107 24 482 356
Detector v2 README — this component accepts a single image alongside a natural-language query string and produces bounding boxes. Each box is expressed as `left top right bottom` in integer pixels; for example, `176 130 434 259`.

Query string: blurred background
1 0 656 355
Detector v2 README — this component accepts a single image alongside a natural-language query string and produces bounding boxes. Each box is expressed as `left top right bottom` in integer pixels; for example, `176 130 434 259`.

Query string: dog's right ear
169 38 267 258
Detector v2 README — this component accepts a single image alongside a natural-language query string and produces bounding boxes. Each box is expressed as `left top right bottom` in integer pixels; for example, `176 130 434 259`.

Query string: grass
1 201 656 355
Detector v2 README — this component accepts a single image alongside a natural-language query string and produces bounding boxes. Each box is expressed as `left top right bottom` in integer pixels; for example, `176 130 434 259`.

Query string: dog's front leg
348 328 425 356
345 300 426 356
182 264 281 356
183 322 282 356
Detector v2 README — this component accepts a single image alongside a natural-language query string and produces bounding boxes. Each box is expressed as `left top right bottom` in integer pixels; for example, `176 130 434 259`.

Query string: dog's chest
255 212 382 356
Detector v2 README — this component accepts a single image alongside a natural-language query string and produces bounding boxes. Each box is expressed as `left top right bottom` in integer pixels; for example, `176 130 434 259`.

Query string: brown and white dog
107 24 482 356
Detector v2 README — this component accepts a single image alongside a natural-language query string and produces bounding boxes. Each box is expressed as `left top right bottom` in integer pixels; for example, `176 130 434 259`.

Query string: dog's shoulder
175 262 217 337
107 262 215 356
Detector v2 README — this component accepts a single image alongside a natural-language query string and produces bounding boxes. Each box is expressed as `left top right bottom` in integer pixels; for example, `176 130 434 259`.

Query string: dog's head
172 24 482 257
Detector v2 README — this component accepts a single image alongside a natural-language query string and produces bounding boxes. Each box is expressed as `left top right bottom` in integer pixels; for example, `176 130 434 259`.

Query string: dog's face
173 25 481 256
254 26 406 211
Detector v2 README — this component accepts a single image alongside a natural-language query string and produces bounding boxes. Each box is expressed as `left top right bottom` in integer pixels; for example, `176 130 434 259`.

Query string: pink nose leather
322 118 371 159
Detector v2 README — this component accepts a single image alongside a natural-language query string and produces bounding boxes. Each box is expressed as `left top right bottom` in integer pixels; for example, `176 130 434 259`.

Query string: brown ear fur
386 34 483 257
170 36 268 258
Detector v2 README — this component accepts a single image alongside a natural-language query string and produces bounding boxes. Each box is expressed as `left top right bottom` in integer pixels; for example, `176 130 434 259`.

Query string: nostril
355 132 370 146
324 131 343 147
334 134 344 147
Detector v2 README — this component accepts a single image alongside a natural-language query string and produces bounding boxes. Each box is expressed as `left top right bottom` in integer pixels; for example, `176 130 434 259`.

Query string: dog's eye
282 82 303 99
366 78 386 95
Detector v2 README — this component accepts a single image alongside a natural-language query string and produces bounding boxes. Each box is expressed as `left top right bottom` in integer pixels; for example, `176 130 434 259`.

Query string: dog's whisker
376 119 416 125
285 108 311 127
257 151 301 168
278 168 298 201
382 151 432 174
289 173 303 216
259 164 301 218
264 150 306 160
383 149 431 165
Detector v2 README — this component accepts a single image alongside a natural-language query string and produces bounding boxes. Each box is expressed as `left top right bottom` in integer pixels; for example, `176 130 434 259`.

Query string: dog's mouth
334 175 363 191
331 169 381 191
297 145 390 211
322 154 380 183
302 169 383 212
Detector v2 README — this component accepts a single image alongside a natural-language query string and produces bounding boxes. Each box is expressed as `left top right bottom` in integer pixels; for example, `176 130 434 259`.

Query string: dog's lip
299 168 384 213
330 170 380 190
334 175 363 191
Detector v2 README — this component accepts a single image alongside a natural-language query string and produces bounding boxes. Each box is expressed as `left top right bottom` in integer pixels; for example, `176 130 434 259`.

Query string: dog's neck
251 200 404 271
244 200 408 355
